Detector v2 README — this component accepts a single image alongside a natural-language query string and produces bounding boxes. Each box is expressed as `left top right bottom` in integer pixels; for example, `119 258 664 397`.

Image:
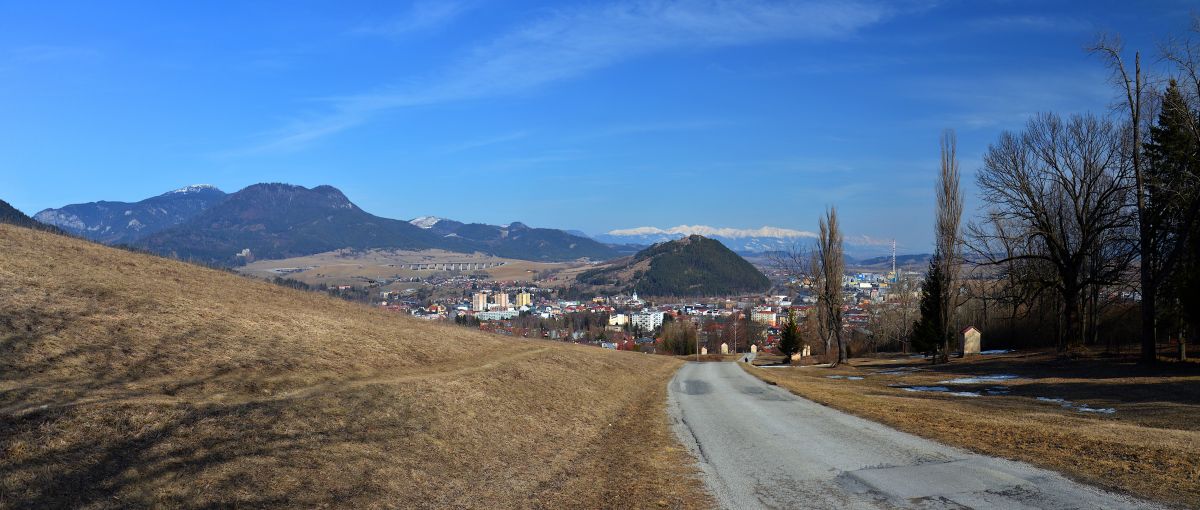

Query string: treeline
913 27 1200 362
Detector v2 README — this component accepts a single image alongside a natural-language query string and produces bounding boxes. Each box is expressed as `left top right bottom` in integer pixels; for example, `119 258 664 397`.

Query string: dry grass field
746 352 1200 508
238 248 577 286
0 225 710 509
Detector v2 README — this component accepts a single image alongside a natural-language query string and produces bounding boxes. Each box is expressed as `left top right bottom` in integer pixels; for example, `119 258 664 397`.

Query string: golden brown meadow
0 225 709 509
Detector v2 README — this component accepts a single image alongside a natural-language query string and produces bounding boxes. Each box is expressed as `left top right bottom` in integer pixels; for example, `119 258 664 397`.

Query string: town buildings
631 311 665 331
472 292 488 312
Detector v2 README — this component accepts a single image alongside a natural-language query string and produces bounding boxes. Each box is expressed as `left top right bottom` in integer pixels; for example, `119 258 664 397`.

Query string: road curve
667 362 1159 510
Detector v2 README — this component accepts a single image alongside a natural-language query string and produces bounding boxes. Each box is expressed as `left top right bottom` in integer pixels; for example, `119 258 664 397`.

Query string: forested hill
577 235 770 297
0 199 61 233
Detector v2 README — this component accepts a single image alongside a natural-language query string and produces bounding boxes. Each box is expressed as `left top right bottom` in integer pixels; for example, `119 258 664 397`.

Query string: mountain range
406 216 618 261
34 185 227 244
32 183 617 266
575 235 770 297
594 225 897 257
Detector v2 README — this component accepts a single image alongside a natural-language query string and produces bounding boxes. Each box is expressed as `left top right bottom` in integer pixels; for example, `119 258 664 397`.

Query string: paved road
667 362 1159 510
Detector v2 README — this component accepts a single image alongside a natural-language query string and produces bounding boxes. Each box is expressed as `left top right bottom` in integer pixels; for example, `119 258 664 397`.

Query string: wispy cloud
244 0 895 153
967 15 1092 33
436 130 529 153
901 66 1113 131
354 1 478 37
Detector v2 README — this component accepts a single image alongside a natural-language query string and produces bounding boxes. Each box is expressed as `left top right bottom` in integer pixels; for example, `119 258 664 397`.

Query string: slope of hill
34 184 226 244
0 199 52 231
0 224 707 508
577 235 770 297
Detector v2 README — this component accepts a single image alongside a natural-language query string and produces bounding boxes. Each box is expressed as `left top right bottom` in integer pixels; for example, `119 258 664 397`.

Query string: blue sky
0 0 1193 251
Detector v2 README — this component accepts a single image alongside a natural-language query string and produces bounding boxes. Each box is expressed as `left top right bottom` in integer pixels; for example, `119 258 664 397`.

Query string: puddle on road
682 380 711 395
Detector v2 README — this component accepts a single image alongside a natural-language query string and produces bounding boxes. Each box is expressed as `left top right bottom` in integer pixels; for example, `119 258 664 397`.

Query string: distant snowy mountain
596 224 896 257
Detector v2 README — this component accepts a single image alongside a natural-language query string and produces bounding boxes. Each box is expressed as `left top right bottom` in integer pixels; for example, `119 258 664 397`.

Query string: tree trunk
1062 288 1082 353
1140 257 1157 363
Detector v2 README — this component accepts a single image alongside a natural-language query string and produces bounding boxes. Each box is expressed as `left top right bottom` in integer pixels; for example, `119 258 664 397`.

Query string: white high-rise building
631 311 665 331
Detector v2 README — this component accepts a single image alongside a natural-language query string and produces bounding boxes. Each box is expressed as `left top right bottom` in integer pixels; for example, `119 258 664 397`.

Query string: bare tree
1092 28 1200 362
970 113 1136 352
1090 35 1159 362
768 243 812 299
817 207 847 366
936 130 965 361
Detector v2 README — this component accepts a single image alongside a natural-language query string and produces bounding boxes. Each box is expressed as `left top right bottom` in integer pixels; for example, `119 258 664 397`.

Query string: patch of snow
1077 407 1117 414
826 375 865 380
898 385 980 397
941 374 1023 384
410 216 442 229
167 184 217 194
1036 396 1116 414
127 219 144 230
984 387 1011 395
979 349 1013 355
902 386 951 393
606 224 816 239
877 367 920 375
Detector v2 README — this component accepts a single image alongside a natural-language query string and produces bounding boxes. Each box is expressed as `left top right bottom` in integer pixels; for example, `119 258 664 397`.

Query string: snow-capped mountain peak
597 224 897 256
166 184 219 195
606 225 816 239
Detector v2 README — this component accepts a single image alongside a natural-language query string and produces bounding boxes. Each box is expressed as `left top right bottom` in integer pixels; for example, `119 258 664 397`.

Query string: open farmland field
0 225 709 509
746 351 1200 507
237 248 579 286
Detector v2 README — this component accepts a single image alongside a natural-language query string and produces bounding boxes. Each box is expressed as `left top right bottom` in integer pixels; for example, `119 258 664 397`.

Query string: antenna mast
891 239 897 283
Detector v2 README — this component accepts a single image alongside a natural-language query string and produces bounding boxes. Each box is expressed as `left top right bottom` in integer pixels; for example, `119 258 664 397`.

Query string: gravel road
667 362 1160 510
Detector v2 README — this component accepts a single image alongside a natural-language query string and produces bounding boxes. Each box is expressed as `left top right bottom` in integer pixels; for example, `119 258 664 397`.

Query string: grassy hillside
0 224 708 508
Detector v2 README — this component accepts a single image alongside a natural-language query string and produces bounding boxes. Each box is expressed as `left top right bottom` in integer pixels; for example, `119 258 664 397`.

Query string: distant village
368 266 920 356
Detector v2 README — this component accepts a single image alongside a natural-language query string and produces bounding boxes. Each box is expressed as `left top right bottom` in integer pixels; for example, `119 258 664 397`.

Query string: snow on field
941 374 1023 384
899 385 982 397
1037 396 1116 414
